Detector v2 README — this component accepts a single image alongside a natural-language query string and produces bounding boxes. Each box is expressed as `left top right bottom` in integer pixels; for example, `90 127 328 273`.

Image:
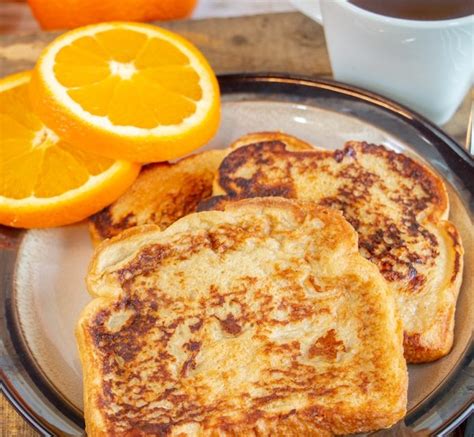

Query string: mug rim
338 0 474 28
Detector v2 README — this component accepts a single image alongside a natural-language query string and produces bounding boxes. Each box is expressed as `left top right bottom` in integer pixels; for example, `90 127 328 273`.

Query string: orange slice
0 71 140 228
30 22 220 163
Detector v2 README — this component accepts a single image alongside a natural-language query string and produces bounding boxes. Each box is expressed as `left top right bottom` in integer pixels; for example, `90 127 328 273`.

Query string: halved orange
0 71 140 228
28 0 197 30
30 22 220 163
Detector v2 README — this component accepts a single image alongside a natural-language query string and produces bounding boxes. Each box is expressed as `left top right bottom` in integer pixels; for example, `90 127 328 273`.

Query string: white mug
291 0 474 125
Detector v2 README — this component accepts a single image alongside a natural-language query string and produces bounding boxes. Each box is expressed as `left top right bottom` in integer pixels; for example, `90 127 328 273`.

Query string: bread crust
228 131 315 152
78 198 407 436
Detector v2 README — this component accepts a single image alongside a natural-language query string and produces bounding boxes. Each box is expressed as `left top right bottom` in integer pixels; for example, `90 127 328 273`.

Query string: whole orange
28 0 197 30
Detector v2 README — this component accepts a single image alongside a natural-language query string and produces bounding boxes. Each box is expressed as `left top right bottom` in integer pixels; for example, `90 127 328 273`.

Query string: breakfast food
0 71 140 228
30 22 220 162
200 135 464 363
89 149 226 244
78 198 407 436
89 132 313 244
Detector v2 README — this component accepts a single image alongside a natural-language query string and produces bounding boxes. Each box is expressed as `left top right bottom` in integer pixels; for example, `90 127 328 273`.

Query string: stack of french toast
78 132 463 436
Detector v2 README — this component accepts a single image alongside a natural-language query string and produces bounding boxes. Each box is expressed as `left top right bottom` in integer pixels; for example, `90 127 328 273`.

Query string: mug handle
290 0 323 24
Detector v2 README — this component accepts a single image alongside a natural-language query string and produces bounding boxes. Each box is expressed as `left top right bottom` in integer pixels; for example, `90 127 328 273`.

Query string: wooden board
0 12 330 77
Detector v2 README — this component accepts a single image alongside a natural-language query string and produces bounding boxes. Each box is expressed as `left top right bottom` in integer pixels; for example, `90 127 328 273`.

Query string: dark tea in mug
348 0 474 20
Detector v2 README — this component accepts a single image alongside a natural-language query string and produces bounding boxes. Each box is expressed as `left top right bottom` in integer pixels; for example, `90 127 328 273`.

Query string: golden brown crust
402 221 464 363
89 150 226 245
229 131 315 152
79 198 407 436
76 297 113 437
200 136 463 363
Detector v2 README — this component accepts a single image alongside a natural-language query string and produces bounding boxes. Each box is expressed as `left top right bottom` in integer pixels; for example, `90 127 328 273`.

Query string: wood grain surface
1 391 39 437
0 9 471 437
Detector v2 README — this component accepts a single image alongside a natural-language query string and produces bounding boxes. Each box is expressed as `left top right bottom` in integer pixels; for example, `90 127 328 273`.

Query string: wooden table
0 10 471 437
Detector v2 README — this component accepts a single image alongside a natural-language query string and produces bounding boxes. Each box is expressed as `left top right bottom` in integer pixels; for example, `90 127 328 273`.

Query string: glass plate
1 74 473 436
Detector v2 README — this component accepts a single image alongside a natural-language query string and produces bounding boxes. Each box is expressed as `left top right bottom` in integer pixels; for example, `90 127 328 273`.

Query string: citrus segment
140 66 202 100
54 64 110 87
134 37 189 67
30 22 220 162
94 29 148 62
0 71 140 228
66 76 121 116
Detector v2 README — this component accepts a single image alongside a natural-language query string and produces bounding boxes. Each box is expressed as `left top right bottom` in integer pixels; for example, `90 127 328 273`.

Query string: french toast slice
199 137 464 363
78 198 407 436
88 150 226 245
88 132 313 245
